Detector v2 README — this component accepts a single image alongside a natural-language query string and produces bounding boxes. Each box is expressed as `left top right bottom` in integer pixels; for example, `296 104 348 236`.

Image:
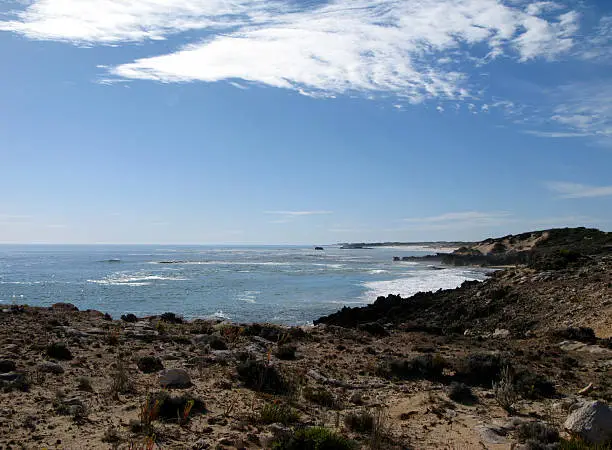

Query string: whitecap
87 273 188 286
362 269 486 301
211 310 231 320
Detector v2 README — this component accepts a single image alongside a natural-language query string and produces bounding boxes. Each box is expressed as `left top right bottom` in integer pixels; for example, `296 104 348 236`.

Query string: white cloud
545 182 612 198
0 0 595 103
523 130 591 138
399 211 513 230
266 210 332 216
402 211 511 224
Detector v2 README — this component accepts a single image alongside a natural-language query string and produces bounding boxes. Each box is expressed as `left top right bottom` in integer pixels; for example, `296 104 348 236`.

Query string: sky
0 0 611 244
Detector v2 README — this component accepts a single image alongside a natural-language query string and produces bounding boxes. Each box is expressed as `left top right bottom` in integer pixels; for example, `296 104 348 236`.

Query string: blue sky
0 0 611 244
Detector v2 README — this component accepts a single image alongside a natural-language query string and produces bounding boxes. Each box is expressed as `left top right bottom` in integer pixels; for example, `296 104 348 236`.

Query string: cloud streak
545 182 612 198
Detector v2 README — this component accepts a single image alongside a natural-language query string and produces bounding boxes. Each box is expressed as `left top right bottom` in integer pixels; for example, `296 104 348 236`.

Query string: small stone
159 368 191 388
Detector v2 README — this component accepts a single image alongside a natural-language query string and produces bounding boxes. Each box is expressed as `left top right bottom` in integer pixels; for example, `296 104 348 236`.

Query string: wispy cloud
545 181 612 198
0 0 599 105
0 214 33 224
266 210 332 217
402 211 511 224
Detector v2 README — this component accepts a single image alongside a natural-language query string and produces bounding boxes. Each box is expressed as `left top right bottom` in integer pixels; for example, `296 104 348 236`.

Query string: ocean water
0 245 488 325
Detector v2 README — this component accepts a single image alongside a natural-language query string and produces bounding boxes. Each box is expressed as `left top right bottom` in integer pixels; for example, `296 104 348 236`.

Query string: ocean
0 245 488 325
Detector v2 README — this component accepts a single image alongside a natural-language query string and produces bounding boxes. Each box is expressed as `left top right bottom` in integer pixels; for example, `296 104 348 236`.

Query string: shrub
137 356 164 374
259 403 299 425
46 342 73 360
77 376 93 392
271 427 356 450
559 439 612 449
555 327 597 344
456 353 504 386
303 386 337 408
517 422 560 450
514 371 556 399
344 411 374 433
237 360 291 395
493 366 518 413
376 354 445 381
446 382 477 404
110 357 134 398
275 344 297 360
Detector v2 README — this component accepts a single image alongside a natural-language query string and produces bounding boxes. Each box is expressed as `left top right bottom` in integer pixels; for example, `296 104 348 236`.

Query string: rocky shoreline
1 228 611 449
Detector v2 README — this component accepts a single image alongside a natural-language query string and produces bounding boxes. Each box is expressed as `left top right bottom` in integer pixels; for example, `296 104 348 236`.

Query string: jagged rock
137 356 164 373
564 400 612 444
159 368 192 388
37 362 64 374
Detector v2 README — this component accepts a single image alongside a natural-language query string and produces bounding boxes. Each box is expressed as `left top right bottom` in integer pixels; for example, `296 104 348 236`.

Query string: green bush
259 403 299 425
271 427 356 450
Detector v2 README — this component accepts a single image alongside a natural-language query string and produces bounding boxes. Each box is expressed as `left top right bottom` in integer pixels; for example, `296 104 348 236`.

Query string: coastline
1 228 611 448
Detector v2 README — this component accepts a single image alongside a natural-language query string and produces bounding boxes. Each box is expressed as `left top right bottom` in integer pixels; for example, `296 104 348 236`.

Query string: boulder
159 368 192 388
137 356 164 374
564 400 612 444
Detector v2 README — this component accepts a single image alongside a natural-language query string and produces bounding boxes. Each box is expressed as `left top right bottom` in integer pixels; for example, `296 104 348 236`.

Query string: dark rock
46 342 73 360
161 312 183 324
51 303 79 312
121 313 138 323
0 360 16 373
137 356 164 374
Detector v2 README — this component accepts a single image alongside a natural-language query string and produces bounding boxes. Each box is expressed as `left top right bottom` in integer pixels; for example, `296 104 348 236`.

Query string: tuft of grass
493 366 518 413
259 402 299 425
77 376 93 392
110 357 134 399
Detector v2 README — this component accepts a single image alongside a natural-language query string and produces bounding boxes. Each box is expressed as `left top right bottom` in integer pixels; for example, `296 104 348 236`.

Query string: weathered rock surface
564 400 612 444
159 368 192 388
